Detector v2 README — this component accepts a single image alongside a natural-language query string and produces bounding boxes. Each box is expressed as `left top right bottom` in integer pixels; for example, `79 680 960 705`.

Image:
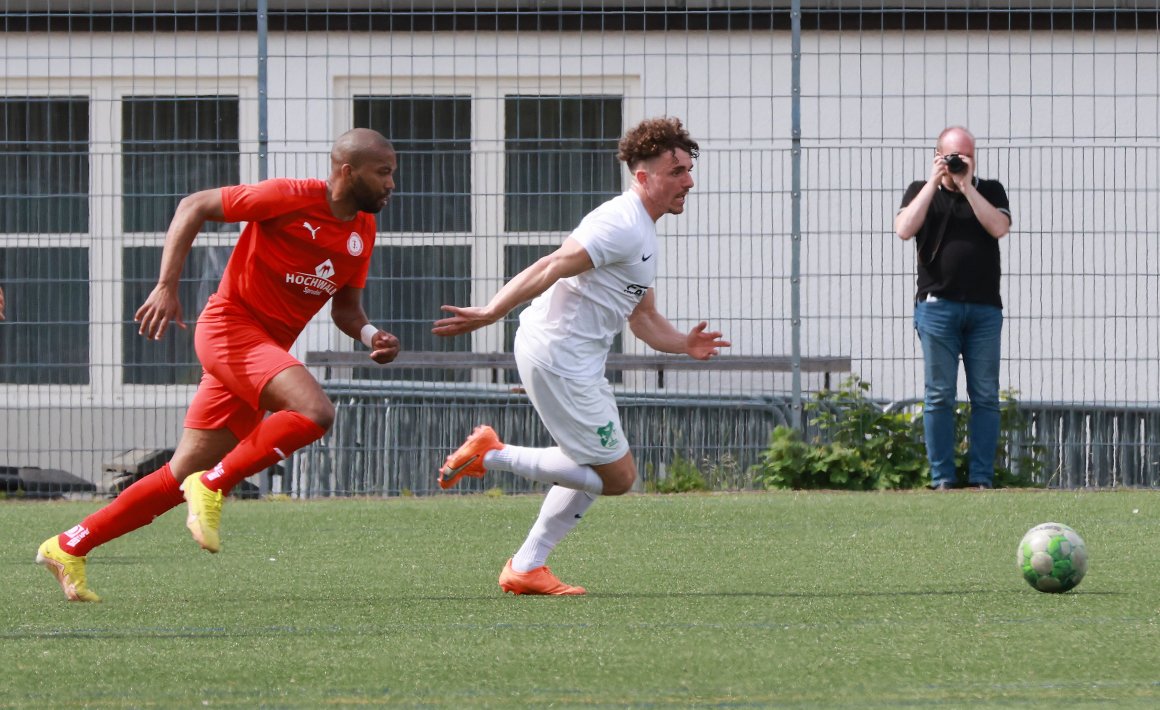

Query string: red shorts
185 296 301 439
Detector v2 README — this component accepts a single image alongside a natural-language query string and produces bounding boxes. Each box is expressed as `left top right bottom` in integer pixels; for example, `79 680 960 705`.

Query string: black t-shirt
899 178 1010 308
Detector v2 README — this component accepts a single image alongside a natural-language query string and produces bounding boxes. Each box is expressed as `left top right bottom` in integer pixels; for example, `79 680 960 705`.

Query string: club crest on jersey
286 259 338 296
597 420 619 449
347 232 364 256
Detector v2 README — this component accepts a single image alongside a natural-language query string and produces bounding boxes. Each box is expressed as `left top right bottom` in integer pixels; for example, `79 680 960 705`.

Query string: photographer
894 126 1011 490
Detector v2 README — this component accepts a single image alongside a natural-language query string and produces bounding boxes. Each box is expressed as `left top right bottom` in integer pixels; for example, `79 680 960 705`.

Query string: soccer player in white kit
432 117 730 595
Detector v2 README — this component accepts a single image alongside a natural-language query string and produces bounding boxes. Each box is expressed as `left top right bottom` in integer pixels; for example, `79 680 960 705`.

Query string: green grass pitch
3 490 1160 708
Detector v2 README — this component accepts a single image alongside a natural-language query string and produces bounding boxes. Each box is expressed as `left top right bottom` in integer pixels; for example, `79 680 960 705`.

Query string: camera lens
945 155 967 174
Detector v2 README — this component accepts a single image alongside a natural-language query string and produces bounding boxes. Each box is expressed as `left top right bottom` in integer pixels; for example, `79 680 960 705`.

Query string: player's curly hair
617 117 699 168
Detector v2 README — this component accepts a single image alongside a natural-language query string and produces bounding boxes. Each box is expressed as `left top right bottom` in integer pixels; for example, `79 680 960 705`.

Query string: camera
943 153 968 174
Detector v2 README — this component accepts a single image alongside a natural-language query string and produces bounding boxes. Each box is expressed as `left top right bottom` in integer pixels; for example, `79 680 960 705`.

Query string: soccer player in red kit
35 128 400 602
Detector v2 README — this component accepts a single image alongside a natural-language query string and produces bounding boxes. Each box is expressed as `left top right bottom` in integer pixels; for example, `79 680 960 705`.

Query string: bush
952 389 1044 488
646 452 709 493
752 377 1043 490
753 376 928 490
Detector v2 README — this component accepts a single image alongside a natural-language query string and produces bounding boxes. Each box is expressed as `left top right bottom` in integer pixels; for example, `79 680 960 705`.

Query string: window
122 96 240 233
0 247 90 384
503 244 622 384
356 245 473 382
354 96 472 233
0 97 89 234
122 246 230 385
504 95 622 232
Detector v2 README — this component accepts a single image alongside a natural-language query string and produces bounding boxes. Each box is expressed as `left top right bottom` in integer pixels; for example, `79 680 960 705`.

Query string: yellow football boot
36 536 101 602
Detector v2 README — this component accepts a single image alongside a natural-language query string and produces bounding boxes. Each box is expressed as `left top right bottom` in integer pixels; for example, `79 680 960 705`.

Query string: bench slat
305 350 851 373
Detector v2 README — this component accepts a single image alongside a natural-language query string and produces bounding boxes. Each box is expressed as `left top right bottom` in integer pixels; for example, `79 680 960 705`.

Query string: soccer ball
1017 522 1088 593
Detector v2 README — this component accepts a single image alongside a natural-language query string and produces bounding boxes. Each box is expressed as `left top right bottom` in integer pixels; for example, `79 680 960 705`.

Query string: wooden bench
305 351 852 389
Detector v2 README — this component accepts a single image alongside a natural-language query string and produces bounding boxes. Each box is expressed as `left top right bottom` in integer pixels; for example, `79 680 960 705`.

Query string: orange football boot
438 425 503 489
498 558 586 596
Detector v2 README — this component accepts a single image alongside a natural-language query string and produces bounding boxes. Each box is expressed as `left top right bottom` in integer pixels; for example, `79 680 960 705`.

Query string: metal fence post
789 0 803 431
257 0 270 498
257 0 269 182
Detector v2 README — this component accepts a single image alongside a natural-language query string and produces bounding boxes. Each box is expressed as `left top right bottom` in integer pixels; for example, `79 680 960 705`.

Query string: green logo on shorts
597 421 619 449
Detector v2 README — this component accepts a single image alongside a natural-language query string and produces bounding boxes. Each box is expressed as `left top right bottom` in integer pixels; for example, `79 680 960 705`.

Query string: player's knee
601 468 636 496
302 400 335 432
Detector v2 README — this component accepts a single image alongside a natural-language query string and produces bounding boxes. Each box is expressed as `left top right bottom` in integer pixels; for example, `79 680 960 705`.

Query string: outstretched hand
134 284 186 340
686 322 730 360
432 305 498 337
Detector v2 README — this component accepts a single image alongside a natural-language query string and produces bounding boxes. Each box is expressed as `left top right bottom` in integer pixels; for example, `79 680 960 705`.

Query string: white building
1 1 1157 487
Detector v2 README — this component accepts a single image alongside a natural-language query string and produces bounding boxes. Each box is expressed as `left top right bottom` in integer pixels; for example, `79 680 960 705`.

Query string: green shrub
950 389 1044 488
753 377 1042 491
647 452 709 493
753 376 928 491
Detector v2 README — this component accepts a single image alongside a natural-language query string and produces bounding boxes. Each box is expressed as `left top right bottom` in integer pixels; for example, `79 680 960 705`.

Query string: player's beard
352 177 389 214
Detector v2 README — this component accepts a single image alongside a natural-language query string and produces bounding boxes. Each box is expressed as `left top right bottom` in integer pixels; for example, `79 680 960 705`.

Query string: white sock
512 485 597 572
484 445 604 495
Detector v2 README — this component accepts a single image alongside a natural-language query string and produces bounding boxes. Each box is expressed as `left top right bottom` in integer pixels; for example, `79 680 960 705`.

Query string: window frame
0 95 91 236
0 79 256 406
0 245 92 386
120 94 244 235
332 77 640 379
503 93 625 233
111 81 257 403
352 94 474 235
0 84 96 402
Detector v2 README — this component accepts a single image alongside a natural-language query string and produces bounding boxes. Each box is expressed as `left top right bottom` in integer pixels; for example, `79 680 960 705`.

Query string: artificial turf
3 490 1158 708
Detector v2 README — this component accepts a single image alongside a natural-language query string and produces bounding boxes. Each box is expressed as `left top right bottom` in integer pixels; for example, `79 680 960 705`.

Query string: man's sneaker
183 473 224 553
438 425 503 489
36 536 101 602
498 558 586 596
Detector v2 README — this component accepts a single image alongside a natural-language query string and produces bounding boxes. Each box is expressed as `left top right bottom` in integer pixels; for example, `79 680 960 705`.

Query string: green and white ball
1017 522 1088 593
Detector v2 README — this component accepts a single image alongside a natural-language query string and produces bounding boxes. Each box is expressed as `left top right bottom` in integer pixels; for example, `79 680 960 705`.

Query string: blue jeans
914 299 1003 487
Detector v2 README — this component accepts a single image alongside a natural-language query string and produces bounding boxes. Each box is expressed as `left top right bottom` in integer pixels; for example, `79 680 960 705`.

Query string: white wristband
360 323 378 349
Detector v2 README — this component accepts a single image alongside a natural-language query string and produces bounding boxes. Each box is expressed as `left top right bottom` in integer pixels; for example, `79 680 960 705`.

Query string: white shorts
515 350 629 466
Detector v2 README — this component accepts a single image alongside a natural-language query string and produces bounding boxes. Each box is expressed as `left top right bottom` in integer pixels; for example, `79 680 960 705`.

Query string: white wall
2 25 1157 484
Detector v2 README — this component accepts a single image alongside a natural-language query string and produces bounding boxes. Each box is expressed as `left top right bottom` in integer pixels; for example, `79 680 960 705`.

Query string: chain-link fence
1 2 1157 494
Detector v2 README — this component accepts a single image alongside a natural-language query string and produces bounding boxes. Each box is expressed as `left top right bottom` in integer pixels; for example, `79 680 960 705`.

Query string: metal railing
287 384 1160 496
886 400 1160 489
292 383 792 496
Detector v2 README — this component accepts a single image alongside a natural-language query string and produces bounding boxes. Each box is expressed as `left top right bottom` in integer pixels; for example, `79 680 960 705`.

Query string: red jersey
216 178 376 347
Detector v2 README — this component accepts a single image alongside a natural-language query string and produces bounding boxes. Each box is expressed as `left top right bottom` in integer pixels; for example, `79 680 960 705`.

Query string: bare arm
432 237 595 337
894 156 945 241
898 154 1010 240
134 188 225 340
627 289 731 360
331 285 400 364
959 181 1011 238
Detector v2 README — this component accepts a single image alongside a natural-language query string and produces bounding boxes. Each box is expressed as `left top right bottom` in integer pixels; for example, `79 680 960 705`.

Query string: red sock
58 464 185 557
200 410 326 494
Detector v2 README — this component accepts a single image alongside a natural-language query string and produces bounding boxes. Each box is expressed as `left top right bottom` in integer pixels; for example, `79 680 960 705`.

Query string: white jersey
516 190 658 380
